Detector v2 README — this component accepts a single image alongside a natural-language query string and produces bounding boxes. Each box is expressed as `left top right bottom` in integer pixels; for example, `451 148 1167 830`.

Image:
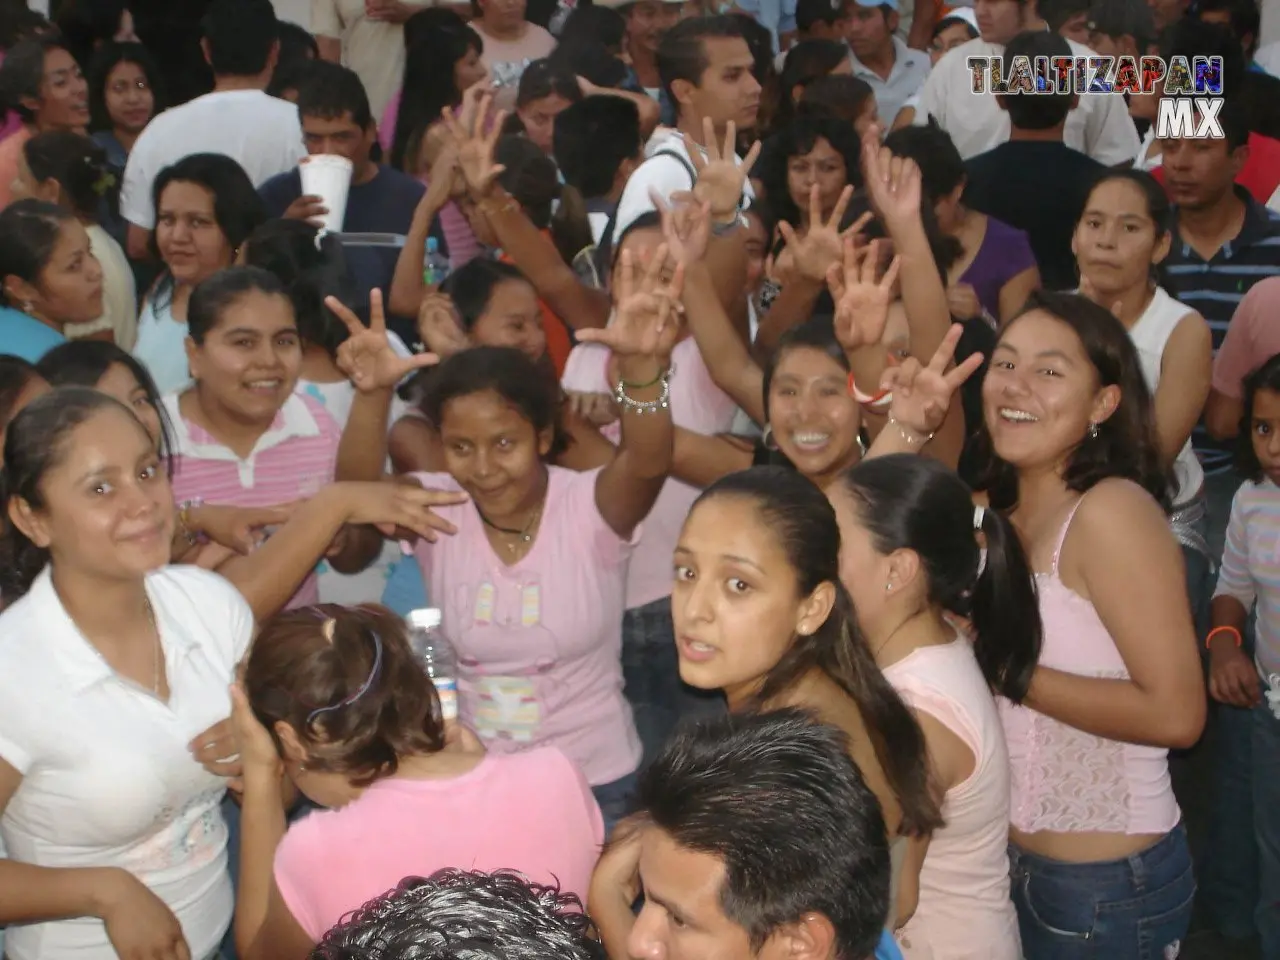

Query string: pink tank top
998 496 1180 836
885 639 1021 960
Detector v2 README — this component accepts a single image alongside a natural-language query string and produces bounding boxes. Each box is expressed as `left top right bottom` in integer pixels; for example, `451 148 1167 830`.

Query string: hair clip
306 628 384 726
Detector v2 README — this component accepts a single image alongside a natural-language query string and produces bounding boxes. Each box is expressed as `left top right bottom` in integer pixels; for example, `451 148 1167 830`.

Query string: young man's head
931 8 979 64
294 61 376 175
658 15 761 133
1085 0 1156 59
200 0 280 83
1040 0 1090 43
795 0 852 43
310 869 603 960
1161 96 1250 213
973 0 1033 47
627 710 890 960
846 1 897 62
1147 0 1190 32
516 59 582 155
554 95 643 202
1197 0 1261 59
997 30 1077 132
621 0 686 58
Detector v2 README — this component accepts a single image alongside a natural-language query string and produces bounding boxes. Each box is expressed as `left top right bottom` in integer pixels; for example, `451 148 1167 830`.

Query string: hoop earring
761 424 778 451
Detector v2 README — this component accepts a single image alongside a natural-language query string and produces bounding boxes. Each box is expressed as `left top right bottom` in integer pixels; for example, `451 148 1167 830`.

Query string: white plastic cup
298 154 353 234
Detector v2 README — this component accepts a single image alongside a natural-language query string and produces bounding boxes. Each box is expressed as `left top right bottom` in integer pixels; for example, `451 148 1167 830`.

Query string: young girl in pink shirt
231 603 603 960
331 250 682 827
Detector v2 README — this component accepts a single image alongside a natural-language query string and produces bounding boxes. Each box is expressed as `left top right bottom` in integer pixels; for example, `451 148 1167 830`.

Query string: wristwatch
711 211 749 237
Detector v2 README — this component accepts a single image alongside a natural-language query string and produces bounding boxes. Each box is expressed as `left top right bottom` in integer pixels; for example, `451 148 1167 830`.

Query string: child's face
1251 387 1280 485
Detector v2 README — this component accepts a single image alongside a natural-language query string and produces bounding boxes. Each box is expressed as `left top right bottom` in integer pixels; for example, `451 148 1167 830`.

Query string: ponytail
838 454 1044 702
971 506 1042 702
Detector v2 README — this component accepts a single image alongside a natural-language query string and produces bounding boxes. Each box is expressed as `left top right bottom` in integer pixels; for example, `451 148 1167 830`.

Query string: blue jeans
1009 826 1195 959
592 771 639 836
1253 701 1280 956
621 595 724 768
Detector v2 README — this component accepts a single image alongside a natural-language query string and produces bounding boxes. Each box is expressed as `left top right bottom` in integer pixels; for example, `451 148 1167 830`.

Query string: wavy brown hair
245 603 446 786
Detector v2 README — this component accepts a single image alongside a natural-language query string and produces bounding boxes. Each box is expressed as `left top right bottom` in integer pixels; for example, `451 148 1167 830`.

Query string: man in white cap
847 0 930 124
890 6 977 128
913 0 1138 164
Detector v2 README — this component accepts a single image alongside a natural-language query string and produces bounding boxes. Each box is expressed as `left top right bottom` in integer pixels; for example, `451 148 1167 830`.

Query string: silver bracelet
887 414 933 447
614 367 673 415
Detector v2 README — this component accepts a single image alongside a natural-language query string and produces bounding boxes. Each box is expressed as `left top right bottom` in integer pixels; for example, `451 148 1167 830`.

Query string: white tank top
1128 286 1205 506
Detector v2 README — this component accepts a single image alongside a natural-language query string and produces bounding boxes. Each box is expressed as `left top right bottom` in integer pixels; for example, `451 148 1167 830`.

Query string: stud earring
885 582 892 592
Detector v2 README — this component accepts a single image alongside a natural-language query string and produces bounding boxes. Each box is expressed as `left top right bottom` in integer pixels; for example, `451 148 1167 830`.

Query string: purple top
960 216 1038 319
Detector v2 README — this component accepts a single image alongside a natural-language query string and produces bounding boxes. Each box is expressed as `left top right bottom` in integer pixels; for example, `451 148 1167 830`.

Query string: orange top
499 233 572 376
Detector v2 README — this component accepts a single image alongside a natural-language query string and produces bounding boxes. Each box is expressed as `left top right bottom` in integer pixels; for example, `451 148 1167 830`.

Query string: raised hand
862 129 923 227
651 188 711 266
882 323 984 439
680 118 761 222
827 237 900 352
776 183 867 284
330 290 440 392
417 291 470 358
422 137 463 212
577 247 684 362
442 91 505 198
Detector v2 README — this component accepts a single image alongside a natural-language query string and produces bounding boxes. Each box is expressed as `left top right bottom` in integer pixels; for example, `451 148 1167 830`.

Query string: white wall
272 0 312 31
1263 0 1280 46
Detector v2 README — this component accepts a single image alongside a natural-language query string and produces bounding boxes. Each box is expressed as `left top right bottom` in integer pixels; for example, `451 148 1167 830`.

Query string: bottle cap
408 608 442 629
426 237 439 253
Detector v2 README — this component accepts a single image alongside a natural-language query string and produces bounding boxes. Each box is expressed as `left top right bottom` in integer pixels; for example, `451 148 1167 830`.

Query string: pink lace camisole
997 495 1181 836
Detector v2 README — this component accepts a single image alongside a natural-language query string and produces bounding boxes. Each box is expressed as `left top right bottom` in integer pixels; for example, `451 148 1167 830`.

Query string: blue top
1 307 65 362
258 163 425 343
875 930 904 960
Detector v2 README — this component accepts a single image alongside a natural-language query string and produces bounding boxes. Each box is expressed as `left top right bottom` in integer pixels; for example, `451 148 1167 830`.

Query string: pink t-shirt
409 465 642 785
475 23 557 111
561 338 738 609
1213 276 1280 399
273 748 604 940
165 391 342 608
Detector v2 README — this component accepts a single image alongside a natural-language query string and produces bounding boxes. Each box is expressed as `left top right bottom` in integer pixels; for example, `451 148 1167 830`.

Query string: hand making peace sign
329 289 440 392
442 90 506 198
883 323 985 439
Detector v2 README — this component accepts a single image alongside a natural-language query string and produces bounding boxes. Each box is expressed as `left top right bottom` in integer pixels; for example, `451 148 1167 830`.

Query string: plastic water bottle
423 237 450 287
406 608 457 720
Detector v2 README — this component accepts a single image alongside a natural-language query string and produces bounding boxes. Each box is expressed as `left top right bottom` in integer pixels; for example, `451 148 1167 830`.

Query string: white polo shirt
914 36 1140 165
120 89 307 230
612 128 756 244
0 565 254 960
850 36 931 131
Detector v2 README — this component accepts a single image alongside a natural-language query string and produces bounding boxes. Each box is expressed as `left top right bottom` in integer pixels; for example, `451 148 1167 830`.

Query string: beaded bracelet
178 497 206 546
887 415 933 447
614 367 673 415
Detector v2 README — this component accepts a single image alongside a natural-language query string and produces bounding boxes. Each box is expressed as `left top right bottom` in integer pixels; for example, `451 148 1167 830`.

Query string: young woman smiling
978 291 1204 958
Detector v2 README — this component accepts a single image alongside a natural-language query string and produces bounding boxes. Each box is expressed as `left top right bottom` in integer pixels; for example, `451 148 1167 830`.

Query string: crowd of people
1 0 1280 957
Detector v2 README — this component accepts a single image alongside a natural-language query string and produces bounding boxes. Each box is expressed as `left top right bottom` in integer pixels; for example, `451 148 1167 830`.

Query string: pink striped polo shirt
164 391 343 608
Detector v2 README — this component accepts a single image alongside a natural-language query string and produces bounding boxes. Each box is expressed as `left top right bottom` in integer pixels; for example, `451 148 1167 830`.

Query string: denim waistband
1009 823 1188 887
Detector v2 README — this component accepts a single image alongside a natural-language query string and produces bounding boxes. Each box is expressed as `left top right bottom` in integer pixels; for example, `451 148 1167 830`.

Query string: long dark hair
391 23 482 172
87 40 164 135
975 290 1170 510
758 113 862 231
493 135 593 266
1236 351 1280 482
0 387 142 598
36 340 175 473
23 129 119 222
692 466 944 836
839 454 1042 701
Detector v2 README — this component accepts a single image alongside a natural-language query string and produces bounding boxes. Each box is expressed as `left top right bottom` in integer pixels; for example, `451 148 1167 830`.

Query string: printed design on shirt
453 576 564 745
129 786 227 874
490 59 535 90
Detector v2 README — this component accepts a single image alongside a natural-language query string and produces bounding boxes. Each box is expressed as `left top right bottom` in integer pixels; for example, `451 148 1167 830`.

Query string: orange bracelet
1205 625 1243 650
847 371 891 407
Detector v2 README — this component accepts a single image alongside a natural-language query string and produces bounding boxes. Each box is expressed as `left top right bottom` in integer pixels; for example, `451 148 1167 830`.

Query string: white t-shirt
120 90 307 229
914 37 1140 165
0 565 254 960
612 128 756 244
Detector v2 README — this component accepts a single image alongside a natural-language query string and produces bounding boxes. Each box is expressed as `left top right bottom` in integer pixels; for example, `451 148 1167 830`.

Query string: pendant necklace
477 501 545 555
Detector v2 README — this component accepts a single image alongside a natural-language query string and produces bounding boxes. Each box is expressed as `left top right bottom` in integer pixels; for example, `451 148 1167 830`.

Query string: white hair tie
973 506 986 530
